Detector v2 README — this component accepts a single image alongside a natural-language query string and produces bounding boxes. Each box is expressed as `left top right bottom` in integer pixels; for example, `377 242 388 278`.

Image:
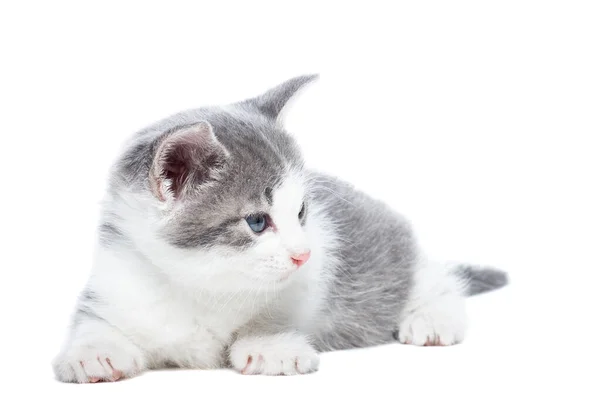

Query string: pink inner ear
151 122 228 201
163 146 195 199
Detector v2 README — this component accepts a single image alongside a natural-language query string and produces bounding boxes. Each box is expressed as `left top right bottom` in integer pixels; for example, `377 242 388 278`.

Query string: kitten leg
397 259 467 346
52 316 146 383
229 333 319 375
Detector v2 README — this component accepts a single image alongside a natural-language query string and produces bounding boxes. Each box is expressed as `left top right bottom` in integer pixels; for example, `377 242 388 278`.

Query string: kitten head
112 75 320 291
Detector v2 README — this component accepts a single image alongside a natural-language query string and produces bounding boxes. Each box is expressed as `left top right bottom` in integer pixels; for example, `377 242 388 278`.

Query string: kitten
53 75 508 382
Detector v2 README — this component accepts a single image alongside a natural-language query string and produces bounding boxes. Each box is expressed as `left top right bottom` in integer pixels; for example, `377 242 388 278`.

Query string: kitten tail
454 264 509 296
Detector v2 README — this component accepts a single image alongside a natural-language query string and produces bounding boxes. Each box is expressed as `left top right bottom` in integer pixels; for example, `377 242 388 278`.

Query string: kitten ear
245 74 319 120
150 121 228 201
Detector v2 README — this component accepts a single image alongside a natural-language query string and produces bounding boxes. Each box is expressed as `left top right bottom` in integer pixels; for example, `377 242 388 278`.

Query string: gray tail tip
455 264 509 296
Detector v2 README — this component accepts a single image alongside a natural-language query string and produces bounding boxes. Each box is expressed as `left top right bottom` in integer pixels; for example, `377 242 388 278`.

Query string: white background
1 1 598 398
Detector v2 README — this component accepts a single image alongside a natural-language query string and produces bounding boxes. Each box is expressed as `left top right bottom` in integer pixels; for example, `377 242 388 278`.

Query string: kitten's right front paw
53 342 145 383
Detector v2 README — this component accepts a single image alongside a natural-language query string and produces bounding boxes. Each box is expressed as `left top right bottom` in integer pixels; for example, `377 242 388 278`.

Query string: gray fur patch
306 172 417 351
265 187 273 205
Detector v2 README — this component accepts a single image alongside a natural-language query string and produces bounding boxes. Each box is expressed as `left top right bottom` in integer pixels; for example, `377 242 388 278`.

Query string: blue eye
246 214 268 233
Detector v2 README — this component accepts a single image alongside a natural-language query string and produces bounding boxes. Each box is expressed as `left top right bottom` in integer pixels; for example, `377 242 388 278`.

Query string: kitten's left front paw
229 333 319 375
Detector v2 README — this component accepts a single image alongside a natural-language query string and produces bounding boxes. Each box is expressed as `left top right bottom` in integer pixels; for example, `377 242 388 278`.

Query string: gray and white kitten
53 75 507 382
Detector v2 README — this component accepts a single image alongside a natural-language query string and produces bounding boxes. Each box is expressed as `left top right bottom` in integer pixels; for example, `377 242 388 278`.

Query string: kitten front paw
53 341 145 383
229 333 319 375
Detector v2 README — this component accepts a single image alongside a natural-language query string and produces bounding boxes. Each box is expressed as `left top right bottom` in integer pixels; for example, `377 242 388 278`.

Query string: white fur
398 257 468 346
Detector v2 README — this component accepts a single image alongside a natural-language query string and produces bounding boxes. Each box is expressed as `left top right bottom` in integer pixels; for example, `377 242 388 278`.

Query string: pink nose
291 251 311 267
